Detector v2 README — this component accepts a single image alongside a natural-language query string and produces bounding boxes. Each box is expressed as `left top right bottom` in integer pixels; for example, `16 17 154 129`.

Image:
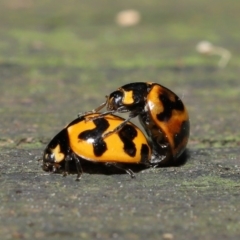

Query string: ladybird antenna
78 101 107 118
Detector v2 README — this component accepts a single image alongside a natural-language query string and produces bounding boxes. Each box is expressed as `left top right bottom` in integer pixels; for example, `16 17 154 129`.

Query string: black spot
46 129 70 156
93 139 107 157
157 93 184 122
173 120 190 148
78 118 109 157
67 117 84 128
140 144 150 162
43 128 70 167
118 124 137 157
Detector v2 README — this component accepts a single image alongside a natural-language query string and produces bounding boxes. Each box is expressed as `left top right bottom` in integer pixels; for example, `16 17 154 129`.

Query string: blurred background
0 0 239 148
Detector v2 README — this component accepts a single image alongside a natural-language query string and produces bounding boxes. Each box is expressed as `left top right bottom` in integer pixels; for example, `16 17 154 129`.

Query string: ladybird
84 82 190 165
42 113 152 180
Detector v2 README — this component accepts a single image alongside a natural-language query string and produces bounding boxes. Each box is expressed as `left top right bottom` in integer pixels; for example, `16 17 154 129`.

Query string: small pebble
115 10 141 27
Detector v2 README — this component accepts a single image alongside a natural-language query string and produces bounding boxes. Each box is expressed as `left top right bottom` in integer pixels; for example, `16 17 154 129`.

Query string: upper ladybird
84 82 190 165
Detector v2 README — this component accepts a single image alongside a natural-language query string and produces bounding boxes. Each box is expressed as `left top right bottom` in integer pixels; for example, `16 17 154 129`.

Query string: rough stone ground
0 1 239 239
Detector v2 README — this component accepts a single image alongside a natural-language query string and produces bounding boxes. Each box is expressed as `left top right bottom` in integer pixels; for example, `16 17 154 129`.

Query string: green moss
181 176 238 188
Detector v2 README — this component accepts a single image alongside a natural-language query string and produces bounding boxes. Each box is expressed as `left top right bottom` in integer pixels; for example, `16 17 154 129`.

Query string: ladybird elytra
145 83 189 160
67 113 151 163
42 113 152 179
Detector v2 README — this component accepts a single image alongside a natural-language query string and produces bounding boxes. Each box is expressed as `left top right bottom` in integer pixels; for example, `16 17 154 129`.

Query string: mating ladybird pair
42 82 190 180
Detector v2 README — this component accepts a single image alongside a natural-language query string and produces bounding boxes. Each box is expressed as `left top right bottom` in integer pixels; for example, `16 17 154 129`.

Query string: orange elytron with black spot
42 113 152 180
86 82 190 165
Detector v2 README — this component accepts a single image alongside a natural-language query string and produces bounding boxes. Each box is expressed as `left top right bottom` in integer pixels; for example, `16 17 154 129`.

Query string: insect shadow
47 148 190 177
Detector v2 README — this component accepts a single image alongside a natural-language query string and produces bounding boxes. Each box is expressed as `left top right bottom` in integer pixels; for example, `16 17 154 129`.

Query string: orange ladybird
42 113 152 180
84 82 190 165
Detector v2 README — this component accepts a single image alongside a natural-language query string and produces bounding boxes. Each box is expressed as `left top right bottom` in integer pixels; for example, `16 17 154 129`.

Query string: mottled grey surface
0 0 240 239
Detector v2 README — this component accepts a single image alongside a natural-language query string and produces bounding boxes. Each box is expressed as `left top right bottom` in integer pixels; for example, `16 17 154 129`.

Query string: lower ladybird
42 113 152 180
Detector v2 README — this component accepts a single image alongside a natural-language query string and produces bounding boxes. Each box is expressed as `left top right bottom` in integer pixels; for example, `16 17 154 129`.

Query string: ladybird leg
149 148 170 167
85 109 116 122
72 153 83 181
102 111 138 138
106 163 136 178
52 165 58 173
123 168 135 178
115 163 136 178
78 111 93 118
86 105 132 122
101 116 132 138
78 101 107 118
63 158 70 177
93 100 108 112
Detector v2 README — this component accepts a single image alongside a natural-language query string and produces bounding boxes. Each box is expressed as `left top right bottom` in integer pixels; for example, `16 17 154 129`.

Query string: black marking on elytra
140 144 150 162
78 118 109 156
173 120 190 148
67 116 85 128
118 124 137 157
157 93 184 122
92 139 107 157
43 128 70 163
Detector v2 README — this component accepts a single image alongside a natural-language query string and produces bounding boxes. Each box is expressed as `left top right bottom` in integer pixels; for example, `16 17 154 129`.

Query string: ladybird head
107 90 124 110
